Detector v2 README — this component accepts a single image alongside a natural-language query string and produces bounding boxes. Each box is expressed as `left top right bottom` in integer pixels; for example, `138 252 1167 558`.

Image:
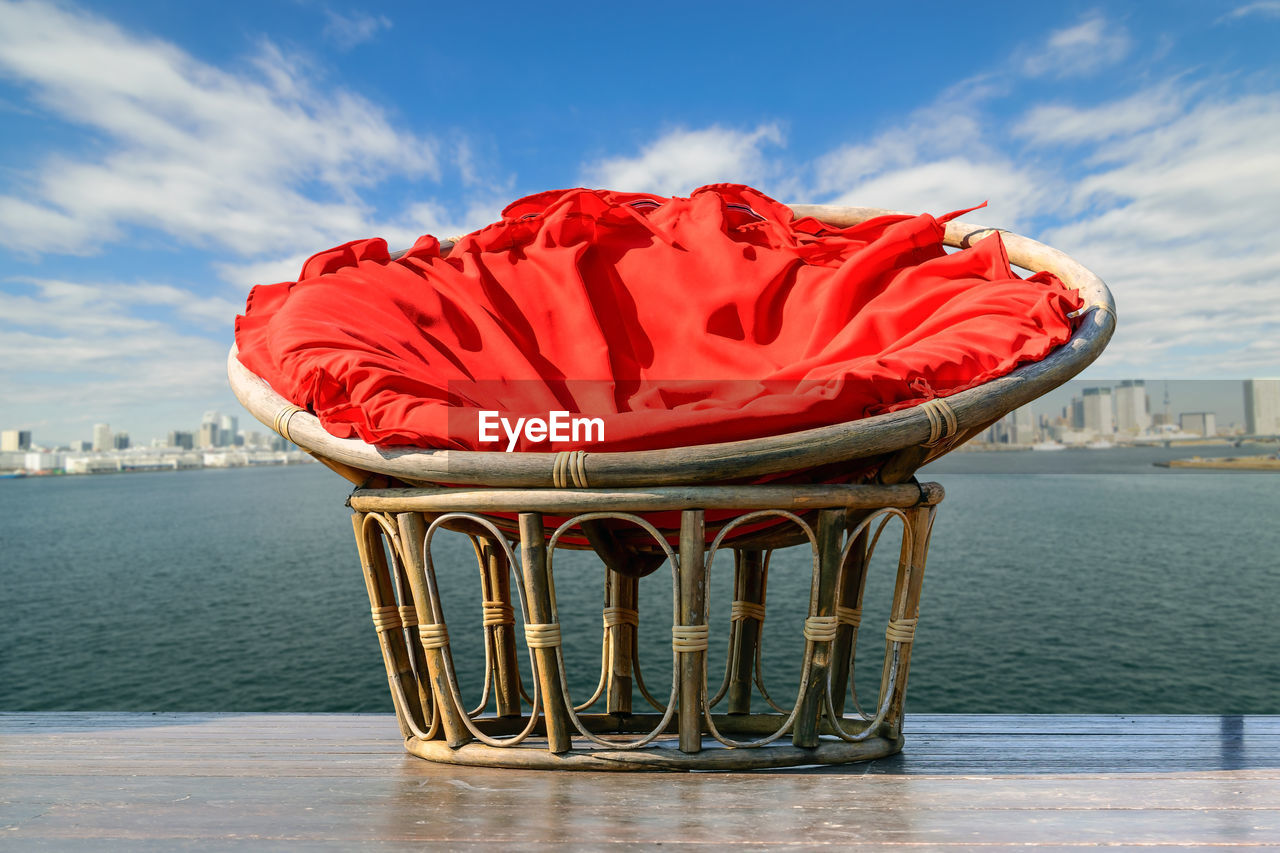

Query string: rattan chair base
407 730 904 771
350 483 939 772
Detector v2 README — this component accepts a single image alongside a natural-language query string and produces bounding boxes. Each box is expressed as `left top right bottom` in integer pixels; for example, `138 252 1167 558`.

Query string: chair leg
677 510 707 753
605 569 638 716
480 536 522 718
793 509 845 748
727 549 767 715
829 514 871 718
395 512 472 748
880 504 935 737
351 512 431 739
518 512 572 753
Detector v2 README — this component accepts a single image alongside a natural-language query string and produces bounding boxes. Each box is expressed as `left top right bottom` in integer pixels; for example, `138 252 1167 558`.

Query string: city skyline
1012 379 1262 430
980 378 1280 446
5 379 1275 450
4 408 270 452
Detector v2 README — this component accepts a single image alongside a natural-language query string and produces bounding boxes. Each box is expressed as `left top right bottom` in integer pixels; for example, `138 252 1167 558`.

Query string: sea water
1 447 1276 713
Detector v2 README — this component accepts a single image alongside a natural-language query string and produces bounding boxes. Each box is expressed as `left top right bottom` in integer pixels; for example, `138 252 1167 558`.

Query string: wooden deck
2 713 1277 849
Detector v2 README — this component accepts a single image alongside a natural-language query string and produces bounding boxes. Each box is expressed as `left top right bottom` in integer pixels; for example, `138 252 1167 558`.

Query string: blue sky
1 0 1278 445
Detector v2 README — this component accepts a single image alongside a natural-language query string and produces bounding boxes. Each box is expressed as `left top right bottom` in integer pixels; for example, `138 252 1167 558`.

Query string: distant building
1082 387 1114 437
1115 380 1150 435
241 431 274 449
1 430 32 451
113 432 130 450
1018 407 1037 444
198 422 220 449
24 451 64 472
1070 397 1085 430
1180 412 1217 437
71 439 92 452
1044 415 1070 442
219 414 239 447
168 430 195 450
1244 379 1280 436
92 423 112 452
1004 406 1036 445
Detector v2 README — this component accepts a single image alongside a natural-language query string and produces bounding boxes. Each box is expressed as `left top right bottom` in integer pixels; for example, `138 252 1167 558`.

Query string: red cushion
235 184 1081 452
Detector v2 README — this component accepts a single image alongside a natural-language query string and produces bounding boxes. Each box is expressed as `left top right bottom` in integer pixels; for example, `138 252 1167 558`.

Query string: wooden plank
5 796 1279 847
2 713 1277 849
5 773 1279 810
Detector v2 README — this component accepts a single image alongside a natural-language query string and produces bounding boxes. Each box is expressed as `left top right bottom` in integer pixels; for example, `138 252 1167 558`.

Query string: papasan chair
229 184 1114 770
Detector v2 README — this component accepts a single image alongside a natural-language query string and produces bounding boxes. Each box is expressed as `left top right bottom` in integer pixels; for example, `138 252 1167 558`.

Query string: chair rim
227 204 1115 488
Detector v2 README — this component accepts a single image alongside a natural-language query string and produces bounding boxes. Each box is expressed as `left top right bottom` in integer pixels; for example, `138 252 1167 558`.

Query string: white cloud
0 0 437 257
581 124 784 196
814 102 1049 229
322 9 392 50
825 157 1049 231
1013 85 1187 146
816 111 986 191
1 277 241 333
1221 1 1280 20
1033 92 1280 376
215 254 316 291
213 196 508 287
810 72 1279 378
1021 13 1131 79
0 278 236 437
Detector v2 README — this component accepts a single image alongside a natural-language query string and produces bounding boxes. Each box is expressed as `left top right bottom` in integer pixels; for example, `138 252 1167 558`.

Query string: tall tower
1244 379 1280 436
92 423 112 452
1115 380 1150 435
1 430 31 451
219 414 239 447
1082 388 1114 437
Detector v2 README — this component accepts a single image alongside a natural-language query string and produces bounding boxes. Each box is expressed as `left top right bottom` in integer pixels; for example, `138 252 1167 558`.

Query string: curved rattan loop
571 575 649 714
357 512 439 741
569 571 612 712
833 510 902 722
360 510 403 552
702 510 820 748
546 512 681 749
421 512 543 748
463 531 510 717
228 206 1116 491
705 540 781 711
744 550 788 713
705 548 790 715
630 633 667 713
819 508 913 740
709 553 770 710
